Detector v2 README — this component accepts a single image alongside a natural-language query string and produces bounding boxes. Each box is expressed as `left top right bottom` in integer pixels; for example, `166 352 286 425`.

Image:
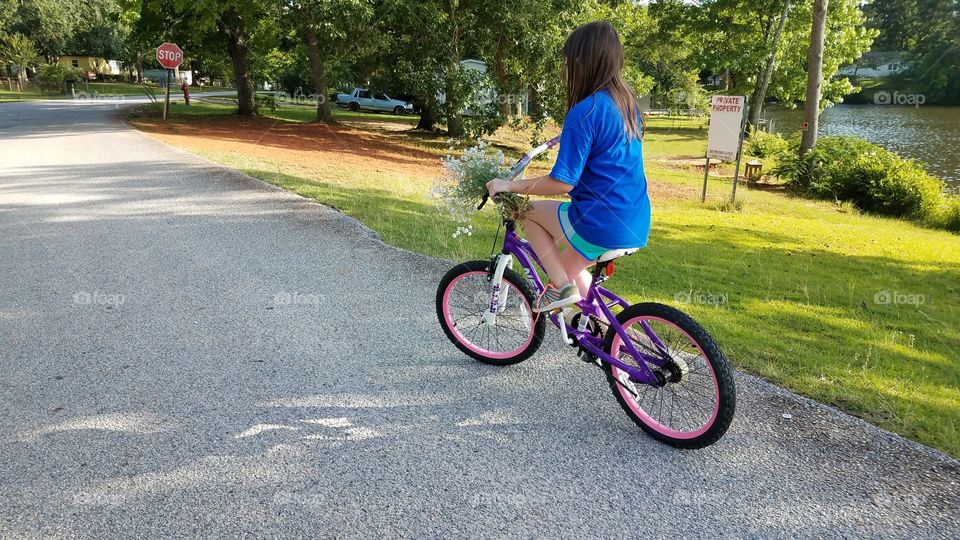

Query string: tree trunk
748 0 791 129
445 73 464 137
445 0 464 137
416 102 437 130
799 0 828 155
219 6 256 116
527 86 541 119
720 69 730 91
494 32 511 118
301 25 333 123
135 55 144 84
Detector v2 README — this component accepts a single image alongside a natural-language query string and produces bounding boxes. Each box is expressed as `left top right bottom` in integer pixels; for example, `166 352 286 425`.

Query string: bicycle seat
597 248 640 262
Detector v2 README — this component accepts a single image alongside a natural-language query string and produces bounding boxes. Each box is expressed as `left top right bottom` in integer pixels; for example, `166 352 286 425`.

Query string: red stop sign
156 43 183 69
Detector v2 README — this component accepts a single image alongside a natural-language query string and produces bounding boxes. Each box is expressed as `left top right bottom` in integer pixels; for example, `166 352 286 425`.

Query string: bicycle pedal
576 348 599 365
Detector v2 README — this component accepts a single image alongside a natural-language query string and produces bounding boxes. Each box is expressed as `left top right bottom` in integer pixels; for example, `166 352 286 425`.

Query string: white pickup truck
335 88 414 115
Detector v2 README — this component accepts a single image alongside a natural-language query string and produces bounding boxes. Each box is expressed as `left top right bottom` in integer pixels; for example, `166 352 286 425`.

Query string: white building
839 52 910 78
438 59 527 115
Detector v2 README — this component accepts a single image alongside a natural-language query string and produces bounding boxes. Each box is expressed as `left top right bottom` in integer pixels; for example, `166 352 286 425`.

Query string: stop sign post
156 43 183 119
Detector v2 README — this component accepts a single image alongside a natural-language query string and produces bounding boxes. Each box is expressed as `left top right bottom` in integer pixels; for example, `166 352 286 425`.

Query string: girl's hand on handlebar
486 178 511 198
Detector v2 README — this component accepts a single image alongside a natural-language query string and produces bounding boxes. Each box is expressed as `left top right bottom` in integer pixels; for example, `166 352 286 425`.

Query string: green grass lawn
131 102 960 457
0 82 239 102
0 81 159 101
194 94 422 126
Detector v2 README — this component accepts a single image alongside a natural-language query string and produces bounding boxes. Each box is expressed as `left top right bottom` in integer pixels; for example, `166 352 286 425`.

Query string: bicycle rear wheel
603 303 736 449
436 260 545 365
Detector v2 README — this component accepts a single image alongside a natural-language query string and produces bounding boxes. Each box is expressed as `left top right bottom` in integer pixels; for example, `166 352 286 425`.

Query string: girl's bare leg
561 251 594 298
521 200 594 294
521 215 569 287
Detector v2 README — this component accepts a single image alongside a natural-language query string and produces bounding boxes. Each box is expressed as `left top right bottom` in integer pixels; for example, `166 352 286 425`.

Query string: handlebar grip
477 193 503 210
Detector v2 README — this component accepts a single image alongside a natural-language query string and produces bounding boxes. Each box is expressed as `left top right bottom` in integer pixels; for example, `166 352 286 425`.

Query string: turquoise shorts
558 202 611 261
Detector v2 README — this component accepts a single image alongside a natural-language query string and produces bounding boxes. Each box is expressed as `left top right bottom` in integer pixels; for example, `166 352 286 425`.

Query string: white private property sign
706 95 746 161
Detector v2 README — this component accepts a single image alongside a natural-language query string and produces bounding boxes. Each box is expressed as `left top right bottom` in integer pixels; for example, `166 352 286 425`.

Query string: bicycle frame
492 227 667 386
481 134 667 386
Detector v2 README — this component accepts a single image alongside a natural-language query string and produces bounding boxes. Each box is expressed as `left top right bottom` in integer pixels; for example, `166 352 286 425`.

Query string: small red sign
156 43 183 69
802 121 809 131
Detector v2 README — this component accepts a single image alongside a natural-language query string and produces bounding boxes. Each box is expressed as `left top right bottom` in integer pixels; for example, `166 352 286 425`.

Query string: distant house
58 56 123 75
839 52 910 78
438 59 527 114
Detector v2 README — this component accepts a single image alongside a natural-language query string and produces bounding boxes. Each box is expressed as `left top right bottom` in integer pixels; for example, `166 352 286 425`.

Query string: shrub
254 92 277 113
927 195 960 233
746 130 789 158
36 63 82 93
770 136 949 226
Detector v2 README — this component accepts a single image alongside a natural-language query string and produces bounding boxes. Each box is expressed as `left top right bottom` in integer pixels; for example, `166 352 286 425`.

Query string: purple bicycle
436 138 736 449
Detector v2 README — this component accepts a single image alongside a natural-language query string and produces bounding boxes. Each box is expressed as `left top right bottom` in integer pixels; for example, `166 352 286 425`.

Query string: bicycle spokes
443 272 534 357
611 317 720 437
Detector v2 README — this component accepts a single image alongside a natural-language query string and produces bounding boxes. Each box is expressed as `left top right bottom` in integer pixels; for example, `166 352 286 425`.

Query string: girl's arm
486 175 573 197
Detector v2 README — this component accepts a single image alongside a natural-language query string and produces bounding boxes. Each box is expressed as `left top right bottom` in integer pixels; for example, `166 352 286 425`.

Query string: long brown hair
563 21 641 140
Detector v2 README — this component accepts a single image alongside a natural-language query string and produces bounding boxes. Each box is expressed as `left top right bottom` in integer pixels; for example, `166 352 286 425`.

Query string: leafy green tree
471 0 577 119
748 0 791 128
766 0 875 110
864 0 923 51
137 0 274 115
862 0 959 103
0 32 41 88
282 0 375 123
902 0 959 103
374 0 457 133
9 0 79 60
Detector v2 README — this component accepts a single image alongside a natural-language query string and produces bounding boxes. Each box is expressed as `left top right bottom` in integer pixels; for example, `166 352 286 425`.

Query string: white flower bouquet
430 140 532 237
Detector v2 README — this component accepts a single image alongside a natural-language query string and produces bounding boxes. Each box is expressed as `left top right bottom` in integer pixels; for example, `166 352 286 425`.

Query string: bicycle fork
481 254 514 327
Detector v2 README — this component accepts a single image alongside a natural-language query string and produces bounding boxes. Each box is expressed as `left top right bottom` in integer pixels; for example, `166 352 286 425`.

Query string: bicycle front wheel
436 260 545 366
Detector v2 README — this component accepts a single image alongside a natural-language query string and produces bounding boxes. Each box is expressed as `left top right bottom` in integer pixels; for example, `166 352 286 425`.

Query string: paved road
1 100 958 539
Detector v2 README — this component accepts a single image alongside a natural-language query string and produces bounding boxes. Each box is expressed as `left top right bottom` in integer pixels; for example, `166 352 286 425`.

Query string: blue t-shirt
550 90 651 248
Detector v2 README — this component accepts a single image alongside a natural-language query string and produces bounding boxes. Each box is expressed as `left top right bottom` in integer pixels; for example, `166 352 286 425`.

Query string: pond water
764 104 960 188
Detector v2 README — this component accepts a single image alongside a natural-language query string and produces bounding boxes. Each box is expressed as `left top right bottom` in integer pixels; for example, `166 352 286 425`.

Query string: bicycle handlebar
478 135 561 211
476 193 501 210
504 135 561 180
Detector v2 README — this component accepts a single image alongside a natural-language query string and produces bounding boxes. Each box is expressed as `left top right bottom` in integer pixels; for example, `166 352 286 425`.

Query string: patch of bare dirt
132 115 695 201
133 115 442 180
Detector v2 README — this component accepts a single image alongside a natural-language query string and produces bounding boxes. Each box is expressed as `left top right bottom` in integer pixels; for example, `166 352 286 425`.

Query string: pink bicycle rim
611 316 720 439
441 271 535 359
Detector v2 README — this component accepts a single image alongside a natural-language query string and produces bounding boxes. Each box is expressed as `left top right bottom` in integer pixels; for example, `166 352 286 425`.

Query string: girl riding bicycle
486 21 651 313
